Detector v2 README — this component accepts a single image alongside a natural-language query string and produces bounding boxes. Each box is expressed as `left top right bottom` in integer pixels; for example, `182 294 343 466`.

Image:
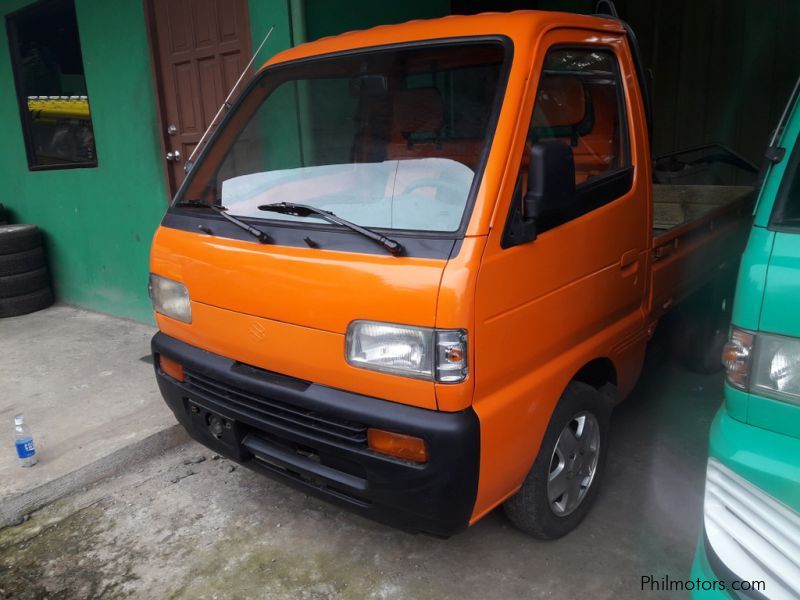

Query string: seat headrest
392 87 444 136
532 75 586 128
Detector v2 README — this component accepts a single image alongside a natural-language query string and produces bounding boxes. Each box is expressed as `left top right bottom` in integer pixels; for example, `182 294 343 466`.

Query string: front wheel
503 382 611 539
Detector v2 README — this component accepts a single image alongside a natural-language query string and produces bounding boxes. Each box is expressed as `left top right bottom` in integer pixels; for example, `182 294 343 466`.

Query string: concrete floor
0 306 180 526
0 344 722 599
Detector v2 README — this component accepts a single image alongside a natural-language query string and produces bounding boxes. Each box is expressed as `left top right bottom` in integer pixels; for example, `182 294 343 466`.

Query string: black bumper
152 332 480 537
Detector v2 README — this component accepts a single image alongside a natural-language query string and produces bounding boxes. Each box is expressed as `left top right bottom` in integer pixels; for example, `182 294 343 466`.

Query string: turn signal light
158 354 185 382
367 428 428 463
722 328 754 390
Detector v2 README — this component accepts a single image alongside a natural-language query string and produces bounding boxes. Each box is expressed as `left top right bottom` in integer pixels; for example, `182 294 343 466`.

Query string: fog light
158 354 185 382
367 428 428 463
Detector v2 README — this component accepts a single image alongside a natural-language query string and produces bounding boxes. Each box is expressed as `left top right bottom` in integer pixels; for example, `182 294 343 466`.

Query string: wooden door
149 0 252 196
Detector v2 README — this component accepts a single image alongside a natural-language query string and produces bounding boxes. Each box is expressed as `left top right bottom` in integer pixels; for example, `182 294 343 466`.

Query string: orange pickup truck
149 10 753 538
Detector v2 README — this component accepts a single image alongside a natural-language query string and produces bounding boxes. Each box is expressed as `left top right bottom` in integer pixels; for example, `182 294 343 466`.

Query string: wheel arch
570 357 617 400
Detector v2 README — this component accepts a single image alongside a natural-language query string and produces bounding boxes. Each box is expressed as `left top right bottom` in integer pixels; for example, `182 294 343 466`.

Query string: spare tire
0 248 46 276
0 287 54 318
0 225 41 255
0 268 50 298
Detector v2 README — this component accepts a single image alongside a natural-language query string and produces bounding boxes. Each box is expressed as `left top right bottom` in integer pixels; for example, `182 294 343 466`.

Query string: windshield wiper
174 200 272 244
257 202 404 256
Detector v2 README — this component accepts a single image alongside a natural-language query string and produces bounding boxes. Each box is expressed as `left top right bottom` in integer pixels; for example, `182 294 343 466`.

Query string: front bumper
152 332 480 536
691 407 800 599
691 537 735 599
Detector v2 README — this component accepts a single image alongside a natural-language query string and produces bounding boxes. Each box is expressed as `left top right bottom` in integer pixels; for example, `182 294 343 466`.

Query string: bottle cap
14 415 24 426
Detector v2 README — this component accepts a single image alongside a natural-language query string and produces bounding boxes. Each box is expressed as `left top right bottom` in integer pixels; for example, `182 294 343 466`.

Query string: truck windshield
178 41 507 233
773 135 800 230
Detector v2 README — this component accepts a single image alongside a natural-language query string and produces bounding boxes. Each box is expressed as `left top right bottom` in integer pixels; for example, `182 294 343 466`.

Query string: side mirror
523 141 576 221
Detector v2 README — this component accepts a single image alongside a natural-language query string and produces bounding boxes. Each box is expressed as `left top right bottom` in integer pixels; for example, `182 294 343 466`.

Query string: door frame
143 0 254 200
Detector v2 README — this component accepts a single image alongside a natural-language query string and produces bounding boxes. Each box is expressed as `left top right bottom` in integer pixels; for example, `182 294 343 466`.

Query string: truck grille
704 459 800 599
183 369 368 447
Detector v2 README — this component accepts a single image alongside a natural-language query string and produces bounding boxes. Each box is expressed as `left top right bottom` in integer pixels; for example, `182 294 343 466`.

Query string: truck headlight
752 333 800 404
148 274 191 323
723 327 800 405
346 321 467 383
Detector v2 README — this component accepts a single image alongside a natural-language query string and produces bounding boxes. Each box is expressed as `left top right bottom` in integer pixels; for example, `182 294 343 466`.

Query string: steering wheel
399 178 466 204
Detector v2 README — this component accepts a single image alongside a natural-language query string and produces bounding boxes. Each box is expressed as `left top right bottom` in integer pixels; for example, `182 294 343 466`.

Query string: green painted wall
0 0 168 322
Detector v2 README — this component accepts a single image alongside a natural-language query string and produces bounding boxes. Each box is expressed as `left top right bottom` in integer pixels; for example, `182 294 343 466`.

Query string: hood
151 226 447 335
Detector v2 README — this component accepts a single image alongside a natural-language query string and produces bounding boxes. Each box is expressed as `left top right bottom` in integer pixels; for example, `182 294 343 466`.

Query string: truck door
472 31 650 511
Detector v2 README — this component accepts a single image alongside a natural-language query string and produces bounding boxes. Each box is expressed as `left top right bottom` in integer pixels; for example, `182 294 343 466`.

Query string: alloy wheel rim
547 411 601 517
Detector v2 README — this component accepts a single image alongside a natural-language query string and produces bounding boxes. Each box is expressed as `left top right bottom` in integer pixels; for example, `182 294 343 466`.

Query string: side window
6 0 98 170
503 46 632 246
530 47 630 186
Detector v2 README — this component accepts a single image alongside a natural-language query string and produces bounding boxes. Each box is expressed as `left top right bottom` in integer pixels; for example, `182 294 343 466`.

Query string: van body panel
728 226 774 332
759 232 800 337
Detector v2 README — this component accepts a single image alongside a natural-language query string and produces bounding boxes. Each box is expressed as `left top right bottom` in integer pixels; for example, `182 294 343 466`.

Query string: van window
503 46 633 243
181 41 508 233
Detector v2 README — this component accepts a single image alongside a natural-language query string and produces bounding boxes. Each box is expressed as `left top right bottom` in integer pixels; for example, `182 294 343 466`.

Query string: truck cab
150 11 752 538
691 83 800 598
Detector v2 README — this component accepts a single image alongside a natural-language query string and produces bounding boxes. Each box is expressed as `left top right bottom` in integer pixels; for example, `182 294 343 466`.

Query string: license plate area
185 398 249 460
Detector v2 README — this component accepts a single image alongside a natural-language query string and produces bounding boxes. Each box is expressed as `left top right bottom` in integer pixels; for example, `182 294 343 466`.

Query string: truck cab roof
263 11 626 70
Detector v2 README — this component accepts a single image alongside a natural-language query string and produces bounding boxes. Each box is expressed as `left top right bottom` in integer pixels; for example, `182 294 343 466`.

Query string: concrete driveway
0 348 719 599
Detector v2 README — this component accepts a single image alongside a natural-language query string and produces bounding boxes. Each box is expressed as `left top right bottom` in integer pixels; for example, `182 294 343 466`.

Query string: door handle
620 249 639 277
166 149 182 162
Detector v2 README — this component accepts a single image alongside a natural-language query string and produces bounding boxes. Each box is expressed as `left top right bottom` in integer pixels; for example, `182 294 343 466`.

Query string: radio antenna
184 25 275 173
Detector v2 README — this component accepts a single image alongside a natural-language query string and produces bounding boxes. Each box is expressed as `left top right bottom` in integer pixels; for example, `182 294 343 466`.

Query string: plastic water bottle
14 414 37 467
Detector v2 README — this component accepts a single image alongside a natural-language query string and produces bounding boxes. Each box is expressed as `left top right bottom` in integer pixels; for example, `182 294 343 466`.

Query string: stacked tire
0 223 54 318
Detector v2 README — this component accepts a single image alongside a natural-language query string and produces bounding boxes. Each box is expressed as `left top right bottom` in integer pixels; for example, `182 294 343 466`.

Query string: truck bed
649 184 754 320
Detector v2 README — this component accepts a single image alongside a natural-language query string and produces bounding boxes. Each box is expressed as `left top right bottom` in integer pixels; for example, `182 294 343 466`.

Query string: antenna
184 25 275 173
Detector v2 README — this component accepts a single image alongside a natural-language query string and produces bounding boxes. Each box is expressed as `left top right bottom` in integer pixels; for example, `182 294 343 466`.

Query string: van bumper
152 332 480 537
691 404 800 598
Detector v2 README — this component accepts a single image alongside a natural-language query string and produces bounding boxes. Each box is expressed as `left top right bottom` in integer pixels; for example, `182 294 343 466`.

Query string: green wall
0 0 168 322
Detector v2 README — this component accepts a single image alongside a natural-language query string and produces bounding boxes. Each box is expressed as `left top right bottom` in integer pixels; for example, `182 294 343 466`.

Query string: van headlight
346 321 467 383
723 327 800 404
148 274 191 323
751 333 800 404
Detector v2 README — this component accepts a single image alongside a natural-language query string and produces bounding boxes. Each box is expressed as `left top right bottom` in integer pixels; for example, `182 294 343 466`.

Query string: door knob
166 149 181 162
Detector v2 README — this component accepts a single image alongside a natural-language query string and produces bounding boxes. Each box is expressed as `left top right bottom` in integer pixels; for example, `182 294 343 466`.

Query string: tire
0 268 50 298
0 248 46 276
0 225 41 255
0 287 53 318
671 312 727 374
503 381 612 539
670 272 735 374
